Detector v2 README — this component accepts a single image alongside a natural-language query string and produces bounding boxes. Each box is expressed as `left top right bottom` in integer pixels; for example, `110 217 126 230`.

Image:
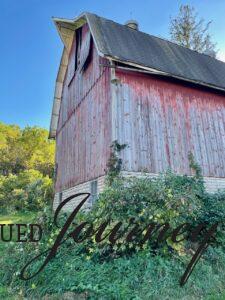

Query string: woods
0 123 55 177
0 122 55 212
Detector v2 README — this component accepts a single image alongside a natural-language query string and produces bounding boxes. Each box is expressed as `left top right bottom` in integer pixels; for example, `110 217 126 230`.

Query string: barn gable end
54 21 112 205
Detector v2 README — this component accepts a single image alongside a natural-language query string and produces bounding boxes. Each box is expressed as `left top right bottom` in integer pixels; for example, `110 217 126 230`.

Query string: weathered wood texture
115 69 225 177
55 24 111 193
55 22 225 195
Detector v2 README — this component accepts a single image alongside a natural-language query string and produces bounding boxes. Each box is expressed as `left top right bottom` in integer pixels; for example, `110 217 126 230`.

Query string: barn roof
86 13 225 91
50 12 225 138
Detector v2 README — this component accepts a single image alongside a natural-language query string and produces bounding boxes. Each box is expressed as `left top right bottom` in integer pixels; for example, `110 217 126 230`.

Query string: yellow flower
138 209 145 217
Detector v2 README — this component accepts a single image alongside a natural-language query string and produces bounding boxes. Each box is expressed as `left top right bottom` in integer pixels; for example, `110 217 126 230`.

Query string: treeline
0 122 55 212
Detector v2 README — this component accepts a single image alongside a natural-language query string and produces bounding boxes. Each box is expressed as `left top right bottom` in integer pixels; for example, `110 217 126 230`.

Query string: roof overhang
104 55 225 93
53 15 87 51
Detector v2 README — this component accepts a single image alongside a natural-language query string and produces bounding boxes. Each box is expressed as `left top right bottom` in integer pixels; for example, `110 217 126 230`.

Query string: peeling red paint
55 25 111 193
55 26 225 194
115 69 225 177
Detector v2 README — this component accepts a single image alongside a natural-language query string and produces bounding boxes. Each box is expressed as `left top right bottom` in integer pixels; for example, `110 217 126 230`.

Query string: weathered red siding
55 24 111 192
115 69 225 177
55 26 225 195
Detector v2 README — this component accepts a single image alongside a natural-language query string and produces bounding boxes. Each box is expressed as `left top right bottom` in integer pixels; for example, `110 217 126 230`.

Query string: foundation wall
53 172 225 211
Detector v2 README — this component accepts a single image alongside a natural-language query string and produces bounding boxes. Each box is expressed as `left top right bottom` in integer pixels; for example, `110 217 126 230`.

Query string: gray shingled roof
85 13 225 91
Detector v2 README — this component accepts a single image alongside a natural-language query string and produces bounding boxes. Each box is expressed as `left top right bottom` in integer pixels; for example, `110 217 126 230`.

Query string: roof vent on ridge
125 19 139 30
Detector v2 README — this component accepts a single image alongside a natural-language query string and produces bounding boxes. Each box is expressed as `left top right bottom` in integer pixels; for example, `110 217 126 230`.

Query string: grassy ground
0 211 35 254
0 211 35 224
0 211 36 299
1 212 225 299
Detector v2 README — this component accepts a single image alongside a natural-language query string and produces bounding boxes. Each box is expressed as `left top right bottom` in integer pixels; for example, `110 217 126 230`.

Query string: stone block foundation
53 172 225 211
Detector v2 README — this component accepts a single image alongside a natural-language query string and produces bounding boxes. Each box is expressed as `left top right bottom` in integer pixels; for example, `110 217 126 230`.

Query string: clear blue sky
1 0 225 130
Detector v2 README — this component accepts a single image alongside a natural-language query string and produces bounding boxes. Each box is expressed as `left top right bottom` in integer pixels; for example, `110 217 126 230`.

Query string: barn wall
55 24 111 193
114 69 225 178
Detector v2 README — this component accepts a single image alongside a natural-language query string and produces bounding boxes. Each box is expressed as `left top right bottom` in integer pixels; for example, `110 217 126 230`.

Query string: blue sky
1 0 225 129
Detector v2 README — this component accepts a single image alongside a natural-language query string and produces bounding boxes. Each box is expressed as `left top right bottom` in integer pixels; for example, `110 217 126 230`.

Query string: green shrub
80 172 204 259
0 169 53 213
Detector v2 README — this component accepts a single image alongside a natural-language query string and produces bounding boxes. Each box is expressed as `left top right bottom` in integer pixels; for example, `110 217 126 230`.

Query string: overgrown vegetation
0 122 55 297
0 122 55 177
0 212 36 299
1 167 225 299
0 122 55 213
0 169 53 213
106 140 127 185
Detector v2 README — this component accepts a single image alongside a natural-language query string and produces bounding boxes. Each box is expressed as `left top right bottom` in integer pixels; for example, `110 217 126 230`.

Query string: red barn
50 13 225 210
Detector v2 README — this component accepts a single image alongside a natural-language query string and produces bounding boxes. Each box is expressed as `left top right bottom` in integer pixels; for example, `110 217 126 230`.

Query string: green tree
0 170 53 212
169 5 217 57
0 123 21 175
0 123 55 177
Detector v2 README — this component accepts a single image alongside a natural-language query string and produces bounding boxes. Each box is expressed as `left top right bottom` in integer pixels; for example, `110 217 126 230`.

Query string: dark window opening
82 37 92 72
90 180 98 204
75 27 82 71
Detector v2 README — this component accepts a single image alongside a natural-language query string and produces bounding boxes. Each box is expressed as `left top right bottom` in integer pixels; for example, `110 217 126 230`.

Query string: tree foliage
169 5 217 56
0 122 55 212
0 170 53 212
0 122 55 177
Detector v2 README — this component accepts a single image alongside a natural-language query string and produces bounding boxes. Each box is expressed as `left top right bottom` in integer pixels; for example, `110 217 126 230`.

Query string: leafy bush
0 123 55 177
80 172 204 260
198 191 225 248
0 169 53 213
0 122 55 214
